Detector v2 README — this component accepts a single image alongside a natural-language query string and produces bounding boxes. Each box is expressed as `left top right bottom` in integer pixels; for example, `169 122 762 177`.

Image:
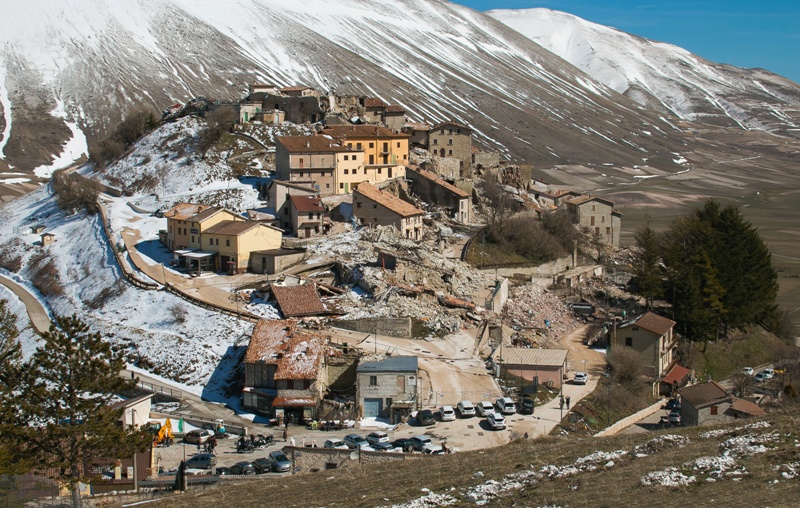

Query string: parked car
573 372 588 385
366 431 389 446
754 372 769 383
457 400 475 418
664 398 681 411
370 442 395 452
229 461 256 475
391 438 415 452
668 410 681 426
422 447 446 455
251 457 274 474
344 434 370 449
417 409 436 426
408 435 432 451
183 429 213 445
495 397 516 415
440 405 456 421
762 368 775 379
215 467 232 476
267 451 292 473
487 413 506 430
518 397 535 415
476 401 495 417
324 439 349 450
185 453 216 470
742 367 754 376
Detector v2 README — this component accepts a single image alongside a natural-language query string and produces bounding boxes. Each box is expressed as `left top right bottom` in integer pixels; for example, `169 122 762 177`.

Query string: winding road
0 273 50 334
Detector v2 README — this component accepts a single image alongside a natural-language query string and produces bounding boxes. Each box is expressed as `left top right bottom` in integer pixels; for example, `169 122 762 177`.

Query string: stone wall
334 317 412 338
284 446 417 474
325 356 359 391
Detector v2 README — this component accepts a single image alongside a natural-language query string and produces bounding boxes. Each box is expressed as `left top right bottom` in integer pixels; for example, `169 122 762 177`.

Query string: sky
453 1 800 84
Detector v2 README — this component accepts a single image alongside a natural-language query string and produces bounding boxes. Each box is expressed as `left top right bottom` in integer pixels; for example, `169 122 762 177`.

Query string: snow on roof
270 283 326 317
353 182 424 218
243 320 325 381
164 203 212 221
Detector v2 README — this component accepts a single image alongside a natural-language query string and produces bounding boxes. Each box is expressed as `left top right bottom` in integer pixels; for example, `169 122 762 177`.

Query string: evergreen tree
631 220 663 309
0 299 33 476
4 315 148 508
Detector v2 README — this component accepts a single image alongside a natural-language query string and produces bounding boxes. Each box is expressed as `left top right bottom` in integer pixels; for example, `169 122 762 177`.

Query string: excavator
148 418 174 447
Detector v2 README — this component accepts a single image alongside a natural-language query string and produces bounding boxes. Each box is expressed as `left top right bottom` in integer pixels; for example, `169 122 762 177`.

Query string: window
369 142 374 148
625 337 633 347
343 155 348 161
347 143 353 149
369 155 374 164
357 143 362 150
225 239 230 247
191 235 195 243
433 138 438 145
440 129 444 134
209 238 213 246
403 155 407 160
326 183 330 188
373 204 377 209
601 215 606 223
592 204 596 211
448 150 453 155
386 397 392 407
215 239 220 246
591 216 595 226
369 376 378 386
396 142 400 148
299 157 304 164
299 172 304 177
457 128 461 134
344 169 349 175
378 168 382 174
710 405 718 415
308 213 313 219
339 183 344 189
448 128 453 134
448 138 453 145
356 202 362 208
606 227 611 235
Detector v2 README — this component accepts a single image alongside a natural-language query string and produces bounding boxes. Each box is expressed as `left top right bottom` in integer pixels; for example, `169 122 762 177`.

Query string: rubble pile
502 283 579 342
572 276 646 309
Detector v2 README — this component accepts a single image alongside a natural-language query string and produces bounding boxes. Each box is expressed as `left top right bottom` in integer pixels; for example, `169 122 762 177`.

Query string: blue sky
452 1 800 84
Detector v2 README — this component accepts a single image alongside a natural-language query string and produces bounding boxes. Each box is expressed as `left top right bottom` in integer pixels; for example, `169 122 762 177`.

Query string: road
0 273 51 334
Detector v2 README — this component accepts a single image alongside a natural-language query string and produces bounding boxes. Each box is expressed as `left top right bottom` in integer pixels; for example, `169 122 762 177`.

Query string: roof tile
353 182 424 218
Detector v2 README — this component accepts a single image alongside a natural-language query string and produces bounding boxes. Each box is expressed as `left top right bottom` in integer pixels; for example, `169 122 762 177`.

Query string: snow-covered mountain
488 8 800 136
0 0 697 175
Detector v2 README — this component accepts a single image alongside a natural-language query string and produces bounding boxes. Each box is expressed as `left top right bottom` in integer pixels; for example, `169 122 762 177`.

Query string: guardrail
163 282 261 323
135 380 183 400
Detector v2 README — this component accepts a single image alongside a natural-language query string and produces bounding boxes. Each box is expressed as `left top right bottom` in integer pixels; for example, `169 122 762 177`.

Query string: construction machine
148 418 174 447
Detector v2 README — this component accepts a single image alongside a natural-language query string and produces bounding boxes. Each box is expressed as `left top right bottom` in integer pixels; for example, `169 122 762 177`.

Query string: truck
148 418 174 447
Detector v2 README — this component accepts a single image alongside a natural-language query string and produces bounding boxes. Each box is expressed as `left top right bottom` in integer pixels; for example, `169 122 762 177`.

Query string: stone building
560 195 622 248
288 195 328 238
427 121 473 178
275 136 357 196
405 165 471 223
353 182 424 240
357 356 419 422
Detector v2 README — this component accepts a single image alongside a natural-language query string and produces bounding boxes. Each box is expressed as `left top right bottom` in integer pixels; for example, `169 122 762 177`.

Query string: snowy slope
0 0 691 173
488 8 800 136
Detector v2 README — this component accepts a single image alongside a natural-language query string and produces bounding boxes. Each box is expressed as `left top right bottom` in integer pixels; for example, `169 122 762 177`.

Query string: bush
90 108 158 167
607 347 643 387
169 304 188 324
28 252 64 297
0 239 25 272
85 281 127 310
51 171 100 214
197 106 238 158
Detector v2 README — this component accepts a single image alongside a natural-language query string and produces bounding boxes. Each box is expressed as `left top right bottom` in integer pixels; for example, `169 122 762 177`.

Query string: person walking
282 427 288 442
566 396 571 409
559 396 564 410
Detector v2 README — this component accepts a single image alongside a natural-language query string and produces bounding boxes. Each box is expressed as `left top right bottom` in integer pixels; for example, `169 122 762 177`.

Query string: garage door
363 398 383 417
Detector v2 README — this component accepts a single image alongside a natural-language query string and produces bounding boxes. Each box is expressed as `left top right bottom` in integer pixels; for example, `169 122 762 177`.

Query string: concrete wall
325 356 359 391
285 446 415 474
248 250 307 275
502 364 563 388
683 401 733 427
358 370 417 417
334 318 412 338
486 278 508 312
479 254 574 278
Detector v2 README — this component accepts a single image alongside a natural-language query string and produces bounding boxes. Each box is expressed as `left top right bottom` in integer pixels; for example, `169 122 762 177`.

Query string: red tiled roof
406 166 470 198
353 182 424 218
276 136 354 153
565 195 616 207
632 312 676 336
678 381 730 408
322 125 410 140
364 97 386 108
280 85 313 92
244 320 325 380
270 283 326 317
204 220 280 236
385 105 406 113
663 364 691 385
289 195 324 213
432 120 472 131
729 398 766 416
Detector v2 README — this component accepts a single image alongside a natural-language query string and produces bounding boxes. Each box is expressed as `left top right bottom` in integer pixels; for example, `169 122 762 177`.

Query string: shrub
169 304 188 324
28 252 64 297
85 281 127 310
197 106 238 158
0 239 25 272
51 171 100 214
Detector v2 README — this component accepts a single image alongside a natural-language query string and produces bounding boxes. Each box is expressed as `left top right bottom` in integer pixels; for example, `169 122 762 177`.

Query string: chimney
306 140 310 148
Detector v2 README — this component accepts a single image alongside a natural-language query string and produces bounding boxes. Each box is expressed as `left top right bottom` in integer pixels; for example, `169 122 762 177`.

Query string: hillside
140 410 799 507
0 0 773 177
488 8 800 137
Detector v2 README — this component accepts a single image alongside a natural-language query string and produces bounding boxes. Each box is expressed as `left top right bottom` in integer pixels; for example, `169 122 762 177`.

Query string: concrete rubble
501 282 580 343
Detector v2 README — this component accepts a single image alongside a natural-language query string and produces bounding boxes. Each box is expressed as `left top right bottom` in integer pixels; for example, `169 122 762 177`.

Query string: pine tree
6 315 149 508
0 299 33 476
631 220 663 309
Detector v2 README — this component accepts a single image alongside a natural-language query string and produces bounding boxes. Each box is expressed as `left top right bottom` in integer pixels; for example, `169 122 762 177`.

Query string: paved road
0 273 51 334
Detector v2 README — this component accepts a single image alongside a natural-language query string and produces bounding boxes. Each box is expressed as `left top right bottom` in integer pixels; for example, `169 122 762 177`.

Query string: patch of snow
32 99 88 178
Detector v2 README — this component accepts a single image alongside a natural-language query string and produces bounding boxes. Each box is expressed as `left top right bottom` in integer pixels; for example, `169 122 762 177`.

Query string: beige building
322 125 409 184
267 180 318 228
428 121 473 178
164 204 243 251
333 148 364 195
275 136 358 196
613 312 677 378
496 348 568 389
202 220 283 274
353 182 424 240
288 195 327 238
279 85 318 97
561 195 621 248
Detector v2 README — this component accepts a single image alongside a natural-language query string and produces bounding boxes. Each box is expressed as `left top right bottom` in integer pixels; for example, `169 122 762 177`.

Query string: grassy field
687 326 790 382
141 407 800 508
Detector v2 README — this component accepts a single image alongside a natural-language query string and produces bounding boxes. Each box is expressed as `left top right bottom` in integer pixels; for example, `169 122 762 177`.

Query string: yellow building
322 125 409 186
203 220 283 274
164 204 243 251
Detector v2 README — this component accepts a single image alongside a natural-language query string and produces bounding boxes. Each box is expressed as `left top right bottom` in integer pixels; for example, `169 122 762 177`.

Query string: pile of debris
502 282 579 342
571 276 646 311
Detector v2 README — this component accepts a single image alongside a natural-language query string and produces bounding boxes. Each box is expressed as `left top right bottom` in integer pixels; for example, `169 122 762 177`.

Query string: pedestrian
290 436 296 447
282 427 288 442
559 396 564 410
524 432 529 439
312 439 317 448
302 436 306 448
197 439 201 451
566 396 571 409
